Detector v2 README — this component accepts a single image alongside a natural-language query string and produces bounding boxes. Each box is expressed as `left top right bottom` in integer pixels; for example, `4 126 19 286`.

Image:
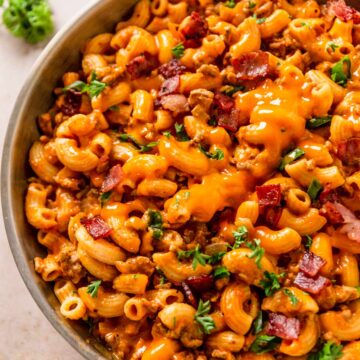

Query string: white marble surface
0 1 95 359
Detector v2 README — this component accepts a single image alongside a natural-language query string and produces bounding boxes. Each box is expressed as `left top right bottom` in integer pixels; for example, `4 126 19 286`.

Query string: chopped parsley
63 72 107 99
330 56 351 87
207 252 227 265
304 235 313 249
162 130 172 138
252 14 266 24
308 342 343 360
250 335 281 354
2 0 54 44
199 145 224 160
247 239 265 269
171 43 185 59
100 191 111 207
195 300 216 334
283 288 298 305
213 266 230 279
222 85 245 96
327 42 339 52
224 0 235 8
306 115 332 129
87 280 101 298
248 0 256 9
177 245 210 270
147 209 164 240
307 178 323 201
259 271 285 296
279 148 305 171
252 310 264 334
118 133 158 153
175 123 190 142
232 225 249 249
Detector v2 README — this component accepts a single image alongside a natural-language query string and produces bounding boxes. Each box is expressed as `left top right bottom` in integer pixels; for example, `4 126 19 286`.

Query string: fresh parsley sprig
213 266 230 279
171 43 185 59
259 271 285 296
195 299 216 334
283 288 298 305
2 0 54 44
177 245 211 270
199 145 224 160
330 56 351 87
308 341 343 360
232 225 249 249
175 123 190 142
63 72 107 99
87 280 101 298
148 209 164 240
118 133 158 153
250 335 281 353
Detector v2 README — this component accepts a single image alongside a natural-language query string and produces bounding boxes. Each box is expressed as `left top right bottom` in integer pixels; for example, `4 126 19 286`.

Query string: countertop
0 1 95 359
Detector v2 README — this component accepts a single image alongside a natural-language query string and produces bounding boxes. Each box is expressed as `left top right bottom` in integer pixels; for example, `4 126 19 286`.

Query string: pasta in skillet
26 0 360 358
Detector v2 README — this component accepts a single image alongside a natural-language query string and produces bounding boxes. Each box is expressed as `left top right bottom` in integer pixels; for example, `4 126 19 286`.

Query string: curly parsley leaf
247 239 265 269
283 288 298 305
308 341 343 360
232 225 249 249
199 145 224 160
250 335 281 354
177 245 210 270
259 271 285 296
213 266 230 279
252 310 264 334
195 299 216 334
148 209 163 240
2 0 54 44
87 280 101 298
207 252 226 265
100 191 112 207
175 123 190 142
63 73 107 99
171 43 185 59
330 56 351 87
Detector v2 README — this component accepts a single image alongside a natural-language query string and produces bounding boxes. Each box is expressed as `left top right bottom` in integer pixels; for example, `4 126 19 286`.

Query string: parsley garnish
279 148 305 171
199 145 224 160
195 300 216 334
308 342 343 360
283 288 298 305
177 245 211 269
225 0 235 8
252 310 264 334
259 271 285 296
306 115 332 129
2 0 54 44
247 239 265 269
222 85 245 96
174 123 190 142
63 72 107 99
147 209 164 240
100 191 111 207
118 134 158 153
248 0 256 9
171 43 185 59
232 225 249 249
87 280 101 298
304 235 313 249
252 14 266 24
330 56 351 87
307 178 323 201
207 252 226 264
156 267 167 285
162 131 171 138
213 266 230 279
250 335 281 354
327 42 339 52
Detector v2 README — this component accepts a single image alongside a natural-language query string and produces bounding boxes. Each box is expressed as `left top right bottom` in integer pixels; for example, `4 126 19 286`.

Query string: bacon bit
159 59 186 79
263 206 283 228
217 109 243 132
319 184 339 204
186 274 214 293
299 251 326 277
256 185 282 207
332 202 360 242
337 137 360 166
126 52 158 80
159 76 180 97
181 281 197 307
327 0 360 24
61 90 82 116
320 202 344 225
214 92 234 113
293 272 331 294
180 11 208 48
266 313 300 341
81 215 112 239
100 164 123 193
232 51 272 82
160 94 189 114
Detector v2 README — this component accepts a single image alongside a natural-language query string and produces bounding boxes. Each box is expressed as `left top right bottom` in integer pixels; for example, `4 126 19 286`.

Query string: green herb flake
148 209 164 240
306 115 332 129
256 17 266 24
307 178 323 201
87 280 101 298
259 271 285 296
208 252 227 265
195 299 216 334
118 134 158 153
175 123 190 142
171 43 185 59
252 310 264 335
330 56 351 87
199 145 225 160
213 266 230 279
232 225 249 249
304 235 313 249
308 341 343 360
247 239 265 269
327 42 339 52
224 0 235 8
109 105 120 111
283 288 298 305
222 85 245 96
2 0 54 44
248 0 256 9
177 245 211 270
162 131 172 138
63 73 107 99
279 148 305 171
100 191 112 207
250 335 281 354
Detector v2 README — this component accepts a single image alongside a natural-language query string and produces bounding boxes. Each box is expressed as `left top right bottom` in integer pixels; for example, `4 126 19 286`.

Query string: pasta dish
25 0 360 358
